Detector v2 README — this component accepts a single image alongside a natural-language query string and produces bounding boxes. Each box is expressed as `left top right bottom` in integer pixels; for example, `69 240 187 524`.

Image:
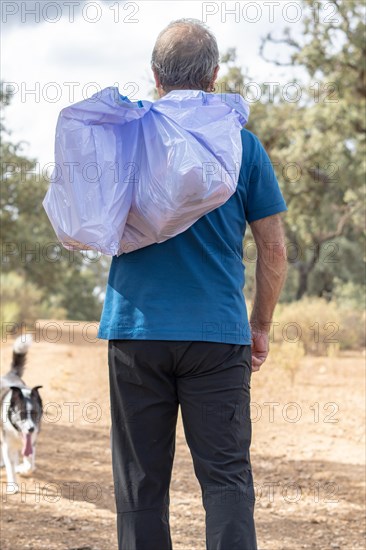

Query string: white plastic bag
43 87 249 255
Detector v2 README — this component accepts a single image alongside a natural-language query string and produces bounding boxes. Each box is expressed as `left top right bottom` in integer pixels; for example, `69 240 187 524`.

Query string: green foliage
332 279 366 310
0 87 105 324
219 0 365 303
0 272 67 336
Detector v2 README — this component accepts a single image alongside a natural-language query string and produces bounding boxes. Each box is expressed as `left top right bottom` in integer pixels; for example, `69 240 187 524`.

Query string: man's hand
251 328 269 372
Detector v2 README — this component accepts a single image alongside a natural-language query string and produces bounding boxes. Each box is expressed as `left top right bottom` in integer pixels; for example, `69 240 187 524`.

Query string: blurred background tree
0 86 107 330
218 0 365 302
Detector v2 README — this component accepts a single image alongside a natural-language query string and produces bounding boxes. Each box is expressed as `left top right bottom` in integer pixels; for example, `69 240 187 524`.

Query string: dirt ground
1 322 365 550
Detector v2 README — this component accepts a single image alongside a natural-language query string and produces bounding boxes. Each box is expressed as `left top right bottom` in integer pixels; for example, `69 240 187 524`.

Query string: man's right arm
249 213 288 372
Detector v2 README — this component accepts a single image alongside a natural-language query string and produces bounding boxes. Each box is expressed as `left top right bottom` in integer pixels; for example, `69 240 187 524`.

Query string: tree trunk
295 242 321 300
296 265 309 300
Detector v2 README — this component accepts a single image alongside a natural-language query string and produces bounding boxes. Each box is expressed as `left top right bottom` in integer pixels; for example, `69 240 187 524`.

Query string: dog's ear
10 386 23 395
31 386 43 407
10 386 24 406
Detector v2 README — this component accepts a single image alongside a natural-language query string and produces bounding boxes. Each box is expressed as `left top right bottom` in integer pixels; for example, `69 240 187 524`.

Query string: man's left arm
249 213 288 371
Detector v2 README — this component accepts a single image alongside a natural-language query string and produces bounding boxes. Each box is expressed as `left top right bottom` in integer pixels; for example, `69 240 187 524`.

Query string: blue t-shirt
97 129 287 344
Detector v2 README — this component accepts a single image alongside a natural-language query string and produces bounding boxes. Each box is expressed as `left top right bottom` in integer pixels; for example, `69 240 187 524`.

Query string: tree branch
317 206 362 243
259 33 300 67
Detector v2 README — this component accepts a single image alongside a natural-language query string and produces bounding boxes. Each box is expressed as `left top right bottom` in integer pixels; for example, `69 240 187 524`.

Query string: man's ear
152 68 161 90
213 65 220 81
210 65 220 92
152 68 166 98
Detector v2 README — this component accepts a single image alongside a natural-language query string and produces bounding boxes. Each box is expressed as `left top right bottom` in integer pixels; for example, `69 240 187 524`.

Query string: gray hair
151 18 220 92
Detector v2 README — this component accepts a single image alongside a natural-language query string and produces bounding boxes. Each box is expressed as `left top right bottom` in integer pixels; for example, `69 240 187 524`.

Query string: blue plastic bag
43 87 249 255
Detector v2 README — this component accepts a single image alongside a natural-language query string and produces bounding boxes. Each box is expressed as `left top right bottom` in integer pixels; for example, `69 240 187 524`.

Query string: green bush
0 272 67 336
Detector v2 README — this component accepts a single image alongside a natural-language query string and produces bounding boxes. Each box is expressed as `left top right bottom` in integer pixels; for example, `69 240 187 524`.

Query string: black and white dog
0 335 43 487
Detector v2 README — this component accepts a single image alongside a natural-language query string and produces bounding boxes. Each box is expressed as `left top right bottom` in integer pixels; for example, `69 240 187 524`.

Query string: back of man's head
151 19 220 93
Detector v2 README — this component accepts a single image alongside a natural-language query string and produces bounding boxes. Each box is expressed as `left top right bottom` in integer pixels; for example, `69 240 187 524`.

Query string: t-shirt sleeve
243 132 288 223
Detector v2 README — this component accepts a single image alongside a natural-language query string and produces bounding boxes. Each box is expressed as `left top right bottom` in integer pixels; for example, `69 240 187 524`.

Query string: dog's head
8 386 43 456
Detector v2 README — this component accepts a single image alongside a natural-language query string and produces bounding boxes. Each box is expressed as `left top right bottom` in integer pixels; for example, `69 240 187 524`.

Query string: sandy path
1 329 365 550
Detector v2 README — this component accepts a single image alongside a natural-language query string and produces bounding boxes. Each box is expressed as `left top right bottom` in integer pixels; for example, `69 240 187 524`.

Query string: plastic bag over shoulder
43 86 250 256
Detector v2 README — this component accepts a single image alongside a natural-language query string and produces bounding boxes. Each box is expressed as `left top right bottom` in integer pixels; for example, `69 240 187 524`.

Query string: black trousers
108 340 257 550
